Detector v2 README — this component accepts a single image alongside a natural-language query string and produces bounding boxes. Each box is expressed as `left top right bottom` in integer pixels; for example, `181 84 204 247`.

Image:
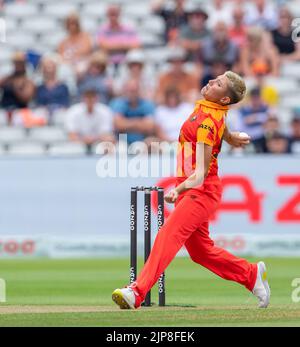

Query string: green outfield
0 257 299 327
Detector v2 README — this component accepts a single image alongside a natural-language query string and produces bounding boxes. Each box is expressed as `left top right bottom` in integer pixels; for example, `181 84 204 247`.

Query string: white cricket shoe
112 287 136 309
252 261 270 308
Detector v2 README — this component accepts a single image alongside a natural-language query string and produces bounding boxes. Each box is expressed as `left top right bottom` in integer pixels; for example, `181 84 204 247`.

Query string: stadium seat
281 63 300 78
57 64 77 95
291 142 300 154
280 96 300 110
43 3 79 19
0 145 6 156
7 142 46 156
0 46 13 63
29 127 68 144
264 77 299 95
6 32 36 50
48 142 87 156
277 107 293 124
30 0 60 4
33 45 54 56
52 109 67 126
22 17 58 35
4 17 18 34
97 0 137 4
0 127 27 145
139 33 163 48
63 0 86 4
142 16 165 36
82 3 107 20
40 31 66 50
123 3 151 19
144 48 170 64
31 0 83 4
4 3 38 19
0 63 13 79
80 17 99 34
0 110 8 126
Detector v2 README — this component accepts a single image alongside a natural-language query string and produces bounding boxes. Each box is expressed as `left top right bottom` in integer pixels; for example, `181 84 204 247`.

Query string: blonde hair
224 71 246 104
65 12 81 33
247 26 264 43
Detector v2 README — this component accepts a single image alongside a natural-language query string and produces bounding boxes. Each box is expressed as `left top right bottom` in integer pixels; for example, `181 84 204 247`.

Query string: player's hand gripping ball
226 131 251 148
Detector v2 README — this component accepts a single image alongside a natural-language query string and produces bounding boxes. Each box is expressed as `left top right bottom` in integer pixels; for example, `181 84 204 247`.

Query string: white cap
125 49 146 64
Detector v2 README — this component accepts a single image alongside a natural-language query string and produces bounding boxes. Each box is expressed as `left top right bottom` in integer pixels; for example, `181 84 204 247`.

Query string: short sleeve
110 98 127 115
196 117 217 146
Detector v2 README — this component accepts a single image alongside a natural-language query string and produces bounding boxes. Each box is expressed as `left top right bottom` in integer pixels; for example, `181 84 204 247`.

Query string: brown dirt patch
0 305 119 315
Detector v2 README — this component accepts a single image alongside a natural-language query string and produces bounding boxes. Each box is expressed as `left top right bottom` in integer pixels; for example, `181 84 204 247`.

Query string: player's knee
189 253 201 264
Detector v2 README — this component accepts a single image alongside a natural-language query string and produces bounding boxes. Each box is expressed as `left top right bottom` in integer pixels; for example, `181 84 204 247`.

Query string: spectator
201 21 239 70
96 4 140 66
58 13 92 66
77 51 113 104
114 49 156 100
154 87 193 142
152 0 188 44
110 80 155 145
240 27 279 77
155 48 199 104
12 108 48 128
179 5 210 62
0 52 35 113
36 56 70 113
66 88 115 147
270 7 300 63
229 6 248 48
255 74 279 107
238 87 270 152
261 115 280 152
206 0 234 30
290 109 300 154
245 0 278 31
265 131 290 154
200 59 228 90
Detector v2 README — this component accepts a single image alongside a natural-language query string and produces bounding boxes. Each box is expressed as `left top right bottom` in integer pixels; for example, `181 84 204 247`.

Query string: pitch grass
0 257 300 327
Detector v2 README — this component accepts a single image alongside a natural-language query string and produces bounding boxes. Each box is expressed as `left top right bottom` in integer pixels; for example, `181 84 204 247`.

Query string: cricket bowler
112 71 270 309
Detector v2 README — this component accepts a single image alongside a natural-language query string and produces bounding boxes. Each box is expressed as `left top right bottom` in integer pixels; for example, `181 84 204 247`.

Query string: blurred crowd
0 0 300 155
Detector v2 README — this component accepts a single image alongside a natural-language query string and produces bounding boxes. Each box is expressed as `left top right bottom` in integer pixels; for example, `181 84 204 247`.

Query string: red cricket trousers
133 182 257 302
